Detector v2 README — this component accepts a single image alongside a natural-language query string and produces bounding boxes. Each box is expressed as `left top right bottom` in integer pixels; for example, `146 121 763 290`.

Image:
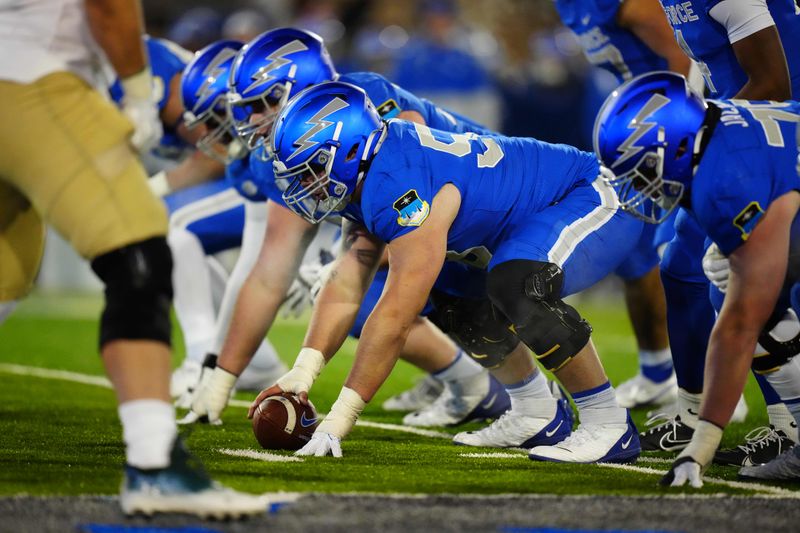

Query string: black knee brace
90 237 173 348
429 291 519 368
488 260 591 372
753 320 800 374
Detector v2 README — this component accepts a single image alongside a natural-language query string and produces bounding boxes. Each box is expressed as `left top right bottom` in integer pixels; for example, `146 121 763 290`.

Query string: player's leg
0 180 46 325
487 178 641 463
0 73 265 516
614 224 676 408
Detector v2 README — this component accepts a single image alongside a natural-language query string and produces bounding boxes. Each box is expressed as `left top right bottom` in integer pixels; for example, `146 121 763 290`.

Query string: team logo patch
733 201 764 241
376 99 401 119
393 189 430 227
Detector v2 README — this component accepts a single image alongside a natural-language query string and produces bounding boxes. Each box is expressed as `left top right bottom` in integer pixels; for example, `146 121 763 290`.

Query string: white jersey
0 0 111 88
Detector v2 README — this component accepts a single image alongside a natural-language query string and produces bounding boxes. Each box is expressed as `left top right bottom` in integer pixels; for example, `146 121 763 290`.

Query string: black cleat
639 414 694 452
714 426 795 467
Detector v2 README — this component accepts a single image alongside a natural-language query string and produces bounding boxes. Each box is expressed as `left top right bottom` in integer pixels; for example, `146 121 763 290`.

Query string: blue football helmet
271 81 384 224
181 40 244 164
593 71 707 223
227 28 337 160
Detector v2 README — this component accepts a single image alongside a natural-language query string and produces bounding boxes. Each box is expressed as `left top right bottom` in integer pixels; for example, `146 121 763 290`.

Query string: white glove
295 432 342 457
275 347 326 396
310 261 336 303
294 387 365 458
660 420 723 488
661 457 703 488
280 262 321 318
148 170 172 197
179 366 237 426
120 69 163 154
702 243 729 293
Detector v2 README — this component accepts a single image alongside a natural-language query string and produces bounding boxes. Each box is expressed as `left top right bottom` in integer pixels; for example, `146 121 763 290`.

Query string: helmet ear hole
345 143 359 161
675 137 689 160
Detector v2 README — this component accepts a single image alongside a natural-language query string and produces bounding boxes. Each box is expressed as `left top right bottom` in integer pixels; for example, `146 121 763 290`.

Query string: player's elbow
745 74 792 101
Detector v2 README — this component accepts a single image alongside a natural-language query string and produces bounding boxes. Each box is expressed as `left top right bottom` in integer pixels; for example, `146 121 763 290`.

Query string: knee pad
90 237 173 348
428 291 518 368
488 260 592 372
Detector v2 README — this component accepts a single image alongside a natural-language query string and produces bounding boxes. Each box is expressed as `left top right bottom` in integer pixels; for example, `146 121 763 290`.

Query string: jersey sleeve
342 72 427 119
692 150 769 256
362 169 433 243
247 152 284 204
708 0 775 44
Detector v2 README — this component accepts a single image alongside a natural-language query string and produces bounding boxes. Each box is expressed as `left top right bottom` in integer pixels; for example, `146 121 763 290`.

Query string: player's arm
85 0 161 152
183 199 317 423
664 191 800 486
397 110 426 125
296 185 460 457
708 0 792 100
617 0 692 76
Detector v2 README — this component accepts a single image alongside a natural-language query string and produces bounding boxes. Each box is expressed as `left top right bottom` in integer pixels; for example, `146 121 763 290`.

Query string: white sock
573 381 626 425
118 399 177 469
434 350 483 382
169 228 217 363
767 402 799 442
0 300 18 326
639 348 673 367
506 371 555 417
677 388 701 429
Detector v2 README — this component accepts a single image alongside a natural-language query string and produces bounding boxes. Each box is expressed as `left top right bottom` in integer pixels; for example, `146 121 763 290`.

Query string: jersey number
445 246 492 269
729 100 800 148
587 43 632 81
413 124 504 168
675 29 716 94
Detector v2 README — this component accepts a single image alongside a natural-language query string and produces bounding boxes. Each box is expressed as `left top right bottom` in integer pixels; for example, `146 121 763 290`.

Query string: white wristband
317 387 365 439
120 68 154 101
148 170 171 197
295 347 326 379
678 420 724 468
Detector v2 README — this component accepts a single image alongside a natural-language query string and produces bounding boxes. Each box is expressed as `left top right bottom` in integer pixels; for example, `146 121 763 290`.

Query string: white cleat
529 415 640 464
170 360 202 403
453 399 572 448
402 373 510 427
731 394 749 423
615 372 677 409
121 438 268 518
382 374 444 412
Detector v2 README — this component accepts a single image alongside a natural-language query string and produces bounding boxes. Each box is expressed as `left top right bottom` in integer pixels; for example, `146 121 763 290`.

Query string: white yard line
3 363 800 499
218 448 304 463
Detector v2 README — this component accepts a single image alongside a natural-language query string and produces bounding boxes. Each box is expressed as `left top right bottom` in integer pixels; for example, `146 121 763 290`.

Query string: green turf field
0 291 796 499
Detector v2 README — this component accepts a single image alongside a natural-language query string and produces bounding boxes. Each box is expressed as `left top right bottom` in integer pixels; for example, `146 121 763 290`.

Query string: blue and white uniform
555 0 668 280
355 120 643 298
659 0 800 98
251 71 492 336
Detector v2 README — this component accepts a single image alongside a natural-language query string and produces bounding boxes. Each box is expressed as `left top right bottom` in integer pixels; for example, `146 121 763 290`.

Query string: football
251 392 319 450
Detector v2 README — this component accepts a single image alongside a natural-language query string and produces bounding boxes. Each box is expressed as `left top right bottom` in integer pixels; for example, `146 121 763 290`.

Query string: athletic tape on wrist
679 420 723 467
210 366 238 393
148 171 171 197
121 69 155 101
295 347 326 379
317 387 365 439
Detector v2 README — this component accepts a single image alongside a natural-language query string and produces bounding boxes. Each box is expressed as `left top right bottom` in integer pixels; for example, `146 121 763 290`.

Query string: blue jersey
659 0 800 97
359 120 599 262
692 99 800 255
109 36 194 160
252 72 494 206
340 72 493 136
554 0 668 83
227 155 267 202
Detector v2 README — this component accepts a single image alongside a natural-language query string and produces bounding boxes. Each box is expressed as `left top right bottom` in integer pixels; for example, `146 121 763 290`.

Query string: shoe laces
474 410 520 439
737 426 782 454
552 424 599 449
643 413 682 437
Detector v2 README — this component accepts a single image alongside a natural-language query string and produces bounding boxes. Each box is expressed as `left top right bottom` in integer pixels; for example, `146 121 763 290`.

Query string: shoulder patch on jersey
393 189 430 227
376 99 401 119
733 201 764 241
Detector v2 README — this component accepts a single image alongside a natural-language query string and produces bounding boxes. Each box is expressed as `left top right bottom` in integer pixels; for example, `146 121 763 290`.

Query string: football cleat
529 414 640 463
739 446 800 481
639 413 694 452
120 438 268 518
382 374 444 412
402 373 510 427
170 360 202 404
714 426 795 467
615 372 677 409
453 398 573 448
